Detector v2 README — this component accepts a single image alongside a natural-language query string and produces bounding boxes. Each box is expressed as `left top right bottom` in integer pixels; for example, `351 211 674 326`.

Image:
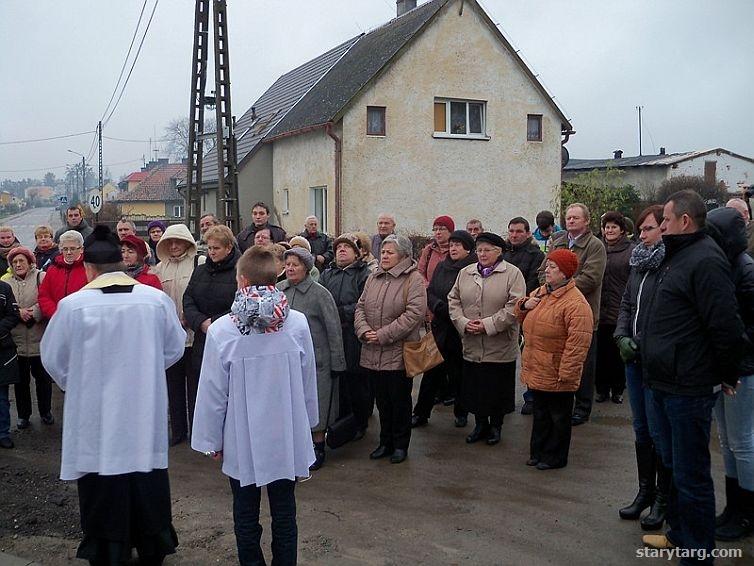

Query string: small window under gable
367 106 386 136
433 98 488 140
527 114 543 142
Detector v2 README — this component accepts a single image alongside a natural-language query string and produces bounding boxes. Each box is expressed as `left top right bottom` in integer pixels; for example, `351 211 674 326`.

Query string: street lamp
67 149 85 204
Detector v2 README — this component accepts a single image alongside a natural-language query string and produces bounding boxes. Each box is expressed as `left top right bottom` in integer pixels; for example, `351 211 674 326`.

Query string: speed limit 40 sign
89 192 103 214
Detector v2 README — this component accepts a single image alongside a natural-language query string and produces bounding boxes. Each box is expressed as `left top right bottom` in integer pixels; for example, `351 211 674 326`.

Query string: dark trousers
573 332 597 419
15 355 52 420
595 324 626 396
649 389 717 565
229 478 297 566
338 369 372 431
166 348 193 440
414 359 468 420
364 368 412 451
530 390 575 467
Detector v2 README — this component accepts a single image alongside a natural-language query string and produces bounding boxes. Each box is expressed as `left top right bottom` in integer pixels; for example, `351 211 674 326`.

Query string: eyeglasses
61 247 81 253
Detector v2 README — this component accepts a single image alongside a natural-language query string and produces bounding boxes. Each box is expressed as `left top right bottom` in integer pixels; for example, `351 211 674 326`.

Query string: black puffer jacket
0 281 20 386
640 230 744 394
427 251 477 358
183 247 241 334
707 207 754 376
502 238 544 294
599 236 635 325
319 259 370 372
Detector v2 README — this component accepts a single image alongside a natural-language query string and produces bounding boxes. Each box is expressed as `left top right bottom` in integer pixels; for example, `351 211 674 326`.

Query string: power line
0 130 95 146
102 0 160 127
0 158 143 174
104 135 169 143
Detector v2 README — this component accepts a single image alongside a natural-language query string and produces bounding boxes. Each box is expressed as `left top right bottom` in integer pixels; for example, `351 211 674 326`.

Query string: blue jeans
649 388 718 564
0 385 10 439
625 362 661 447
713 375 754 490
229 478 297 566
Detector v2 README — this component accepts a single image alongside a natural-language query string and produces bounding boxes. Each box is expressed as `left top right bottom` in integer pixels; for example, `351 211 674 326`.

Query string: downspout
326 122 342 235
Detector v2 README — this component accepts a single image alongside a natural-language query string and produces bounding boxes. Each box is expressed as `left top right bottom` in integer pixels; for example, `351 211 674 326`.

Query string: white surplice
191 310 319 487
41 273 186 480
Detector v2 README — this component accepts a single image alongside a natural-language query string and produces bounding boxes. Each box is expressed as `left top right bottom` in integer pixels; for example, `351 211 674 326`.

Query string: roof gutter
326 122 342 236
262 123 329 144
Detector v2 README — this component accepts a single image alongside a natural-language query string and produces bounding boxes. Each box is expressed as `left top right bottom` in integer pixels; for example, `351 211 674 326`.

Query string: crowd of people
0 192 752 565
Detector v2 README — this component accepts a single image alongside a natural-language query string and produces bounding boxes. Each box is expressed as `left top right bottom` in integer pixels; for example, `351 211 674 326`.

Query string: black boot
486 426 501 446
716 476 739 528
641 456 670 530
619 441 656 520
716 485 754 541
309 441 326 471
466 418 489 444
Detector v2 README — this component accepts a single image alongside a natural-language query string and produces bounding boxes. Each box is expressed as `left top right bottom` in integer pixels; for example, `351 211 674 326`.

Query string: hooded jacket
38 253 87 319
707 207 754 376
599 235 635 325
154 224 203 348
502 237 545 294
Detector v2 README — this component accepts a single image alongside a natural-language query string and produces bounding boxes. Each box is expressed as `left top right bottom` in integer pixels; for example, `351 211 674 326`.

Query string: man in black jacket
236 202 287 252
299 216 334 270
640 190 744 559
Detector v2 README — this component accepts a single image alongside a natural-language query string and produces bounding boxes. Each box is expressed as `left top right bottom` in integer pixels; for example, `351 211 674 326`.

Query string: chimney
613 149 623 159
396 0 417 17
659 147 666 155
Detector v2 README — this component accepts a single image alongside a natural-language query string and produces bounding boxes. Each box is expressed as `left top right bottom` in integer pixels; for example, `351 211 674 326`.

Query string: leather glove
615 336 638 363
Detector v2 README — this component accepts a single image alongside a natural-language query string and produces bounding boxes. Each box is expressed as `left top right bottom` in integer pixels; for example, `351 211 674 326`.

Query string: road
2 207 61 248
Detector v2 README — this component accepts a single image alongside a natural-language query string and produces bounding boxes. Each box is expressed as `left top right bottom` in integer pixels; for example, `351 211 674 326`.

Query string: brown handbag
401 274 444 378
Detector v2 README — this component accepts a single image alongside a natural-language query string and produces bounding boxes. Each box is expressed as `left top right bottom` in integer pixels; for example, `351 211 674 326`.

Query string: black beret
448 230 475 252
475 231 506 249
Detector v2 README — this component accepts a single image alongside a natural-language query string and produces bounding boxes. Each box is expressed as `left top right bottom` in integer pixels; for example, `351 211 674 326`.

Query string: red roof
118 164 186 202
124 171 148 183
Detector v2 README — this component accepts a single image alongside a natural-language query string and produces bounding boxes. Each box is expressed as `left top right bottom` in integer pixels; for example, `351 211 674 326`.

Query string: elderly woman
319 233 371 439
2 247 53 429
154 224 202 446
614 205 669 528
38 230 88 319
354 231 378 272
354 234 426 464
289 236 320 281
146 220 167 265
278 247 346 470
33 225 59 272
516 249 593 470
121 235 162 289
596 211 635 404
448 232 525 446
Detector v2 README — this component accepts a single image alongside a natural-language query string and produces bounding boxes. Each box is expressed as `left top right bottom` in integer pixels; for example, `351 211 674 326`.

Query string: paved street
2 207 61 248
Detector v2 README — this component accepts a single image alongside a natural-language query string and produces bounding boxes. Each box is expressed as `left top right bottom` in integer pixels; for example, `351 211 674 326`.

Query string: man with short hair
236 202 287 251
41 225 186 565
298 216 333 270
54 205 93 242
466 219 484 240
533 210 562 253
371 213 396 257
538 203 606 425
116 219 136 239
196 213 220 256
640 190 744 558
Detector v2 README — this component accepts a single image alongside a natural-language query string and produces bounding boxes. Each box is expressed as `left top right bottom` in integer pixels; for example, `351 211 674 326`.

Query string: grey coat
278 276 346 431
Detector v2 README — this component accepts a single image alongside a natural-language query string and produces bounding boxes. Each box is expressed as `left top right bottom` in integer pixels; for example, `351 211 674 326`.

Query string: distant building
85 182 119 205
116 159 186 219
563 148 754 198
24 186 55 201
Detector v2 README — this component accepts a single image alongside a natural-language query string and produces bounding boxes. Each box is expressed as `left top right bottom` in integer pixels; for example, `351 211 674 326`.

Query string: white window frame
282 188 290 215
309 186 327 233
172 204 184 218
433 98 489 140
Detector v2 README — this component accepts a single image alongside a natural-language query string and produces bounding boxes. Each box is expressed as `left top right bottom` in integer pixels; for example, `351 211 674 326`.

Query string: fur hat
333 233 360 256
120 235 148 259
448 230 475 252
433 215 455 232
7 246 35 266
84 225 123 264
288 235 312 252
546 249 580 279
284 247 314 271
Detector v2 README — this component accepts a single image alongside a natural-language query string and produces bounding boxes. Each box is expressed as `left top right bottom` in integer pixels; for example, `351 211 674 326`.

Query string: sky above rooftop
1 0 752 181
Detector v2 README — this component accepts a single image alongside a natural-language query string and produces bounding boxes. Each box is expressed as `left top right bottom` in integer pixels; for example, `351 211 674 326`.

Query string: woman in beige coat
153 224 204 445
448 232 525 446
355 234 426 464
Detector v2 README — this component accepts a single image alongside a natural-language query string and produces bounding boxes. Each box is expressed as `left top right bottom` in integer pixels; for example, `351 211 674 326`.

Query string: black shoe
369 445 393 460
716 485 754 541
41 413 55 425
486 426 501 446
353 428 366 441
620 442 656 520
595 393 609 403
717 476 739 528
442 397 455 407
465 423 489 444
526 458 539 466
520 401 533 415
641 456 670 530
390 449 407 464
411 415 428 428
536 461 565 470
0 437 14 449
17 418 30 430
169 434 186 447
454 415 468 428
571 415 588 426
309 448 326 471
611 394 623 404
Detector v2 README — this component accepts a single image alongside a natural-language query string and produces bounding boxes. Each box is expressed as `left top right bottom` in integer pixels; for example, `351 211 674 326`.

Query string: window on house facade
172 204 184 218
367 106 386 136
282 188 290 214
527 114 543 142
310 186 327 232
433 98 487 139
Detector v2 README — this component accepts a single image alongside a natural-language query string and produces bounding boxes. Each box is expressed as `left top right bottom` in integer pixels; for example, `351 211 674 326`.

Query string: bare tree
163 116 217 161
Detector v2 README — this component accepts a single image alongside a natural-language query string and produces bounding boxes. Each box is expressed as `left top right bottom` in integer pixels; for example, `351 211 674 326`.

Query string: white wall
669 151 754 193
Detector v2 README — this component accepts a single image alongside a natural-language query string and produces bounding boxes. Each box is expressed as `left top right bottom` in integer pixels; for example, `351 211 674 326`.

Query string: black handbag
325 372 359 449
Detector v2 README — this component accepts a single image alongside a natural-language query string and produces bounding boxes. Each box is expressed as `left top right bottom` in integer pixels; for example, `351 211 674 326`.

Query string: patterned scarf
477 259 501 278
629 241 666 273
230 285 289 335
125 263 145 279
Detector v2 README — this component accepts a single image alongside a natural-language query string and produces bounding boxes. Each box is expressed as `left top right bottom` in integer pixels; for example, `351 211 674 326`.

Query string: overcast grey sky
1 0 752 181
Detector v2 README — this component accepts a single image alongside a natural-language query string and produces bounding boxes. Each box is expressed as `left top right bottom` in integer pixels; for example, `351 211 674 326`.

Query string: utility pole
97 121 103 223
637 105 643 156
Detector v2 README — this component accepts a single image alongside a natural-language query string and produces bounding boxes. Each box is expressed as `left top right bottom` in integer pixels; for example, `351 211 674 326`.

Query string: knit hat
120 235 148 259
7 246 35 266
475 232 506 250
284 247 314 271
333 233 360 256
546 249 580 279
84 225 123 264
448 230 475 252
147 220 167 233
433 215 455 232
288 235 312 252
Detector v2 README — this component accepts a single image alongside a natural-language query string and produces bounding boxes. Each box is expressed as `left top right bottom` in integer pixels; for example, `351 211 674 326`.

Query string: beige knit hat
288 235 311 252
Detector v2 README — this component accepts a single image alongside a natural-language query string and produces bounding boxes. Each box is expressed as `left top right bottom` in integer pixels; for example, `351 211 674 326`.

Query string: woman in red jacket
120 235 162 290
38 230 88 319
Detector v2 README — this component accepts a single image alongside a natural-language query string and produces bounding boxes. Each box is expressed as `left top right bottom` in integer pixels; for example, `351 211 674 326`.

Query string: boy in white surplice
191 245 318 565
